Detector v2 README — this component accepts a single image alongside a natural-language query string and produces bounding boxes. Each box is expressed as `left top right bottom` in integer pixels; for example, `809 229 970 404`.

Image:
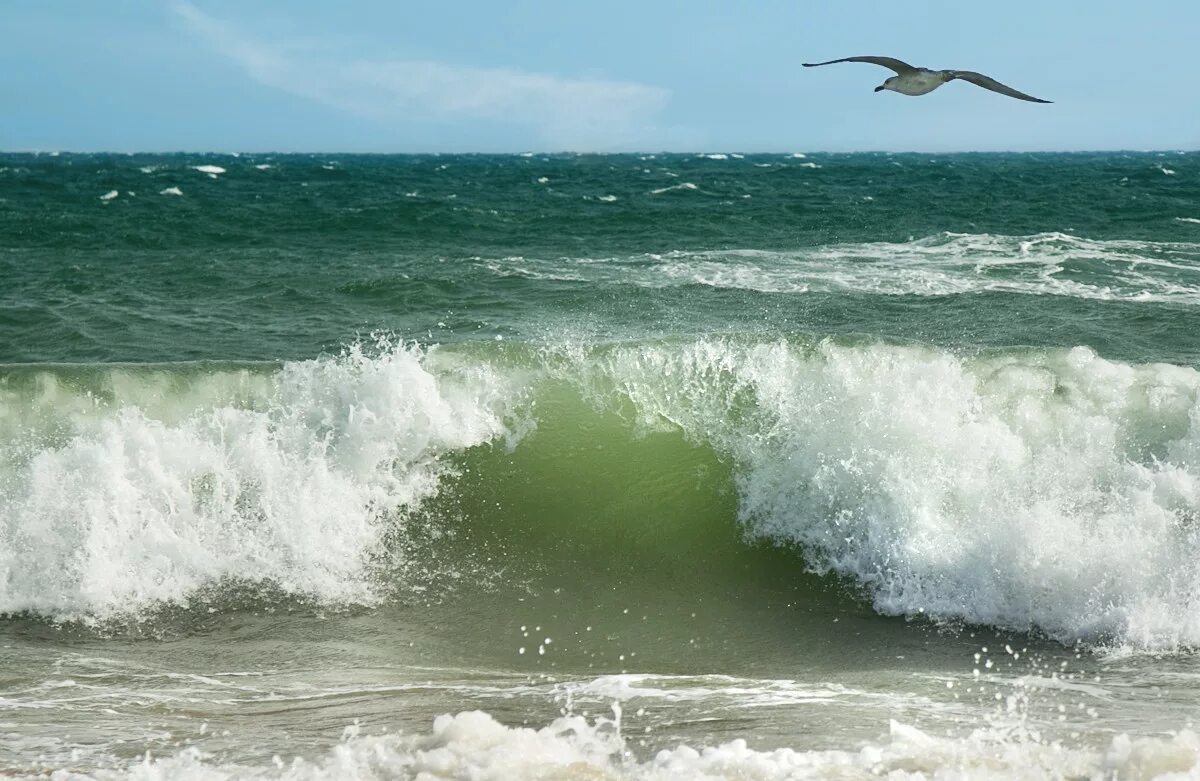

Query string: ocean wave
581 338 1200 649
4 338 1200 650
38 709 1200 780
0 341 525 622
649 182 699 195
483 232 1200 303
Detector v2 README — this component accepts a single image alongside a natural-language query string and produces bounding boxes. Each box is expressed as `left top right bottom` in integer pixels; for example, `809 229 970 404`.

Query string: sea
1 150 1199 779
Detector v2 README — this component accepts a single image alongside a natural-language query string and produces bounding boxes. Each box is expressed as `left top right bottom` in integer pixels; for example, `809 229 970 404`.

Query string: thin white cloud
171 1 671 149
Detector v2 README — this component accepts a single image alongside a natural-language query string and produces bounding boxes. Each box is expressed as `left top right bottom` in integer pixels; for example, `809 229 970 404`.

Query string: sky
4 0 1199 153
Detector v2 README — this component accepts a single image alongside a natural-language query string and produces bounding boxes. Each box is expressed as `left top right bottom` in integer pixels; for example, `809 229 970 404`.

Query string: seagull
803 56 1051 103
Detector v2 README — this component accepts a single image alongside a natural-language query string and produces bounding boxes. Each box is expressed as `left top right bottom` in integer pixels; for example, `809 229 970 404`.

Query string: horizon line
2 148 1197 156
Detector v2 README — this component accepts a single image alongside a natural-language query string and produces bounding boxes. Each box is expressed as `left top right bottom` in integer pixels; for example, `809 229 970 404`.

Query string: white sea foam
599 195 619 202
537 176 550 184
47 710 1200 779
591 339 1200 649
0 342 524 622
158 186 183 196
1177 217 1200 225
658 233 1200 303
649 182 698 195
699 153 728 160
98 190 118 201
797 161 821 169
193 165 226 175
548 673 883 708
484 233 1200 304
254 163 273 170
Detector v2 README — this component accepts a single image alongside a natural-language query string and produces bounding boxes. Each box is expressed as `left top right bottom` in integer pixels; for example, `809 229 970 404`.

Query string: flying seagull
803 56 1051 103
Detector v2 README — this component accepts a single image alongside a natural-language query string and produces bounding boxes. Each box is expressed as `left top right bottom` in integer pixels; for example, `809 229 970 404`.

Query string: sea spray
4 336 1200 649
584 338 1200 649
0 341 525 622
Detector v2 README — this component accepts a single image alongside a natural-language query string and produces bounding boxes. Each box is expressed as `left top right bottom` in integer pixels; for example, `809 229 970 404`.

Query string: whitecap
642 233 1200 303
596 337 1200 649
63 709 1200 780
649 182 699 195
0 341 526 623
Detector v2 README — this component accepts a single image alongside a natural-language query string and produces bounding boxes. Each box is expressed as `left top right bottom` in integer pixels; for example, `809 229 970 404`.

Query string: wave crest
0 341 523 622
592 339 1200 648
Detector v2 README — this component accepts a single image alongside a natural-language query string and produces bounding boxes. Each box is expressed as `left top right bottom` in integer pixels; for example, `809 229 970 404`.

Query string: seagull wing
947 71 1052 103
802 56 917 75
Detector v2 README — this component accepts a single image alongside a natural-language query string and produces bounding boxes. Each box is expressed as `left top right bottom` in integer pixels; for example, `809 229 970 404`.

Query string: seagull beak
873 85 885 93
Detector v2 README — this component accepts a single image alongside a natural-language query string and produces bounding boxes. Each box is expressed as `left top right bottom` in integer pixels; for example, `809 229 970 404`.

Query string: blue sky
4 0 1198 152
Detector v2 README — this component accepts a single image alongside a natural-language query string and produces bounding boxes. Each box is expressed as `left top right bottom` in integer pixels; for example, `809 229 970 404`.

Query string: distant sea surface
2 151 1200 778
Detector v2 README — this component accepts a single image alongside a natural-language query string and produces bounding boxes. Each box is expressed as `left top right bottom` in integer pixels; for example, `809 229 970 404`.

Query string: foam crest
659 232 1200 302
0 343 523 622
48 711 1200 780
649 182 699 195
484 233 1200 303
590 339 1200 649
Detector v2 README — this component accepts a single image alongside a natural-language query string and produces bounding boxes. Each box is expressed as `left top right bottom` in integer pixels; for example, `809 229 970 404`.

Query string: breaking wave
3 336 1200 650
484 232 1200 303
45 709 1200 780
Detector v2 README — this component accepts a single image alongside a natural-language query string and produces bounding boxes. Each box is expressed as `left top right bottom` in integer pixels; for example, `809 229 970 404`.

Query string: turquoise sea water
2 152 1200 777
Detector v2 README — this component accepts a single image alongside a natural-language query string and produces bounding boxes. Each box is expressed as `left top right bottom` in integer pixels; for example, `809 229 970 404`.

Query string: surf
2 336 1199 651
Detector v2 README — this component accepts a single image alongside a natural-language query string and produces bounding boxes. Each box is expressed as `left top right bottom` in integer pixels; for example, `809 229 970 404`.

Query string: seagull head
875 76 896 94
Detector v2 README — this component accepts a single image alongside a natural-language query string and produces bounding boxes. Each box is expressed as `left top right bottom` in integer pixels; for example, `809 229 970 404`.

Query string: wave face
585 339 1200 649
2 338 1200 649
0 343 523 621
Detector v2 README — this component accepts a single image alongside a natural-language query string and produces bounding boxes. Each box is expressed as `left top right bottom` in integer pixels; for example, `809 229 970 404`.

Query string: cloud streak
172 2 671 149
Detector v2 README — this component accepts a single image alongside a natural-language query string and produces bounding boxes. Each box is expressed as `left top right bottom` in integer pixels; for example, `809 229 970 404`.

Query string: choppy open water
2 151 1200 778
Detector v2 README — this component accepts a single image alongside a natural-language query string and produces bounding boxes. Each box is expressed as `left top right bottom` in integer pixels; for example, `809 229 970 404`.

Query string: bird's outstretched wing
801 56 917 75
947 71 1052 103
